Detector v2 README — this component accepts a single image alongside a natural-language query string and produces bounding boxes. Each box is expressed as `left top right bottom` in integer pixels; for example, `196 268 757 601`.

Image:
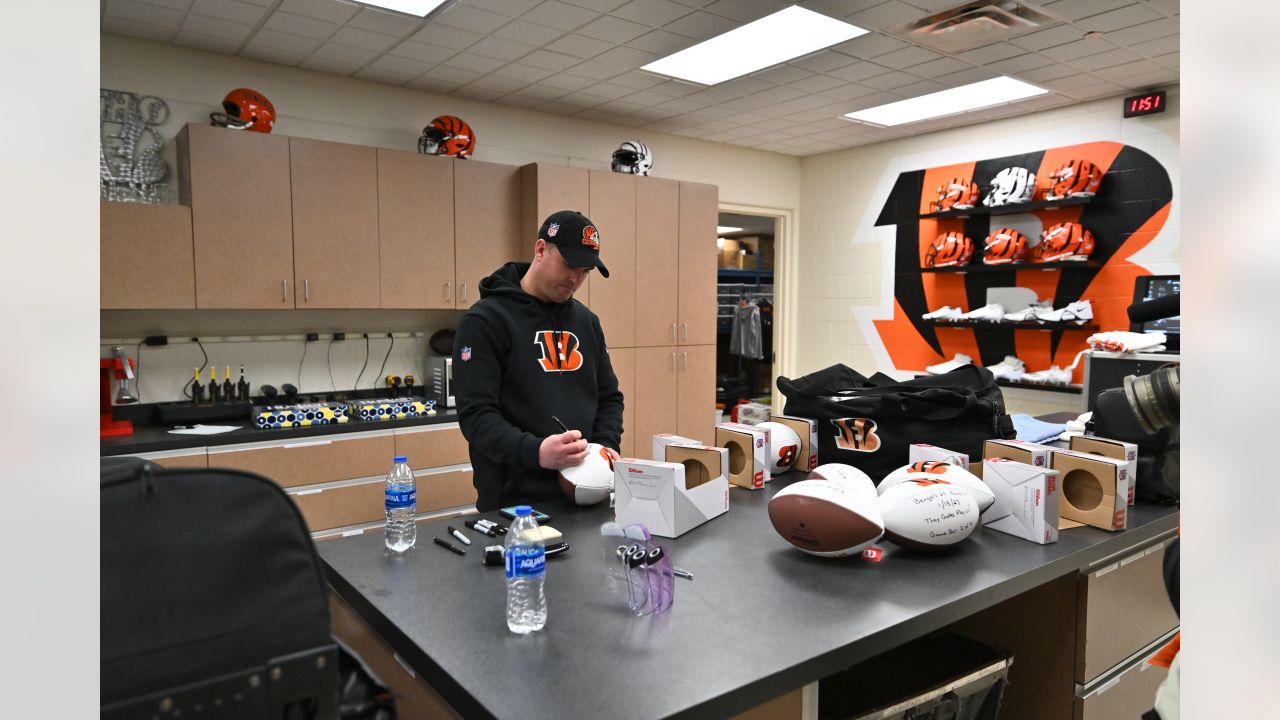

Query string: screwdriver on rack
191 367 205 403
222 367 235 403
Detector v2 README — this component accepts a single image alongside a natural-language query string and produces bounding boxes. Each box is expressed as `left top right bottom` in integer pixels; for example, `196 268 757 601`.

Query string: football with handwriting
558 444 614 505
768 478 884 558
877 480 979 550
879 462 995 512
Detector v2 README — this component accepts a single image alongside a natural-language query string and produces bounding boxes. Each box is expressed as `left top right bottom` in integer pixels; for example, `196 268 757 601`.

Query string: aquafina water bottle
505 506 547 634
384 456 417 552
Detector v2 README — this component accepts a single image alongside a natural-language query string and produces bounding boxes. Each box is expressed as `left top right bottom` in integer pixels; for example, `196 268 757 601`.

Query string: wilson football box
1050 449 1130 531
770 415 819 472
983 438 1055 468
651 433 702 462
909 443 969 467
1068 435 1139 505
714 422 770 490
613 456 728 538
981 458 1060 544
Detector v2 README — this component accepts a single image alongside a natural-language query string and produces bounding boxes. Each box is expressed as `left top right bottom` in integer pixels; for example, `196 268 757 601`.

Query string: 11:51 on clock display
1124 90 1167 118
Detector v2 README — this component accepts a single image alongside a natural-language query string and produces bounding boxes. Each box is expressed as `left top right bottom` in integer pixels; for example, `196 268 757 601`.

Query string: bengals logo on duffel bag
534 330 584 372
832 418 881 452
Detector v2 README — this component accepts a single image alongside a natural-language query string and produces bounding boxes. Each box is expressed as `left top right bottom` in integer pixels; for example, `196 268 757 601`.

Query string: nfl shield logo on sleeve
461 346 472 361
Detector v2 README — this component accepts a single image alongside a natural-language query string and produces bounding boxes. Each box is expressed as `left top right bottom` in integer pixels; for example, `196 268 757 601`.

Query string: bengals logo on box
534 330 584 372
832 418 881 452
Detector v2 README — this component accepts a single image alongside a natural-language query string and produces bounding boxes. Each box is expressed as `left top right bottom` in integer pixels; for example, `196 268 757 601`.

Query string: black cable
297 338 309 391
374 335 394 390
354 335 370 392
327 338 337 391
182 338 209 400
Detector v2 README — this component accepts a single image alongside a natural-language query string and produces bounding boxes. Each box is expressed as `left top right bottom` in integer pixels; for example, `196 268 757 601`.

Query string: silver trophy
100 89 170 203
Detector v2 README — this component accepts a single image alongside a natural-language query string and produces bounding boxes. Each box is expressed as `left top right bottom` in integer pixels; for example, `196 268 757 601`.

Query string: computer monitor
1130 275 1179 351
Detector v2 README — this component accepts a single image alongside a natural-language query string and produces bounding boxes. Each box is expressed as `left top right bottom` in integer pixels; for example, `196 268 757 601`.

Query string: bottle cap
394 455 407 463
515 505 532 516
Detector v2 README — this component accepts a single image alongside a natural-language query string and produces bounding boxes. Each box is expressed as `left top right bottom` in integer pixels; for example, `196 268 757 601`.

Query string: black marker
433 537 466 556
447 526 471 546
552 415 570 434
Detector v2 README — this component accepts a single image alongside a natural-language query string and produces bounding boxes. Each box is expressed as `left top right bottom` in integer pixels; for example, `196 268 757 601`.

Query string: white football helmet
611 139 652 176
983 167 1036 207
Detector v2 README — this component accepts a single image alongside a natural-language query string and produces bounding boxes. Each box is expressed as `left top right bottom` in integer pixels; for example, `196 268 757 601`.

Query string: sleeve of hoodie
591 316 625 452
452 312 544 470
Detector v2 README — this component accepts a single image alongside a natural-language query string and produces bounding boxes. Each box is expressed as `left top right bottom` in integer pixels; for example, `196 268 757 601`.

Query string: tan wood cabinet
676 344 716 442
588 170 637 347
608 347 637 458
394 424 470 469
129 448 209 469
377 150 456 309
634 177 680 347
678 182 718 346
290 138 380 309
632 347 679 448
455 160 524 310
521 163 591 304
177 124 294 309
205 431 394 489
100 202 196 309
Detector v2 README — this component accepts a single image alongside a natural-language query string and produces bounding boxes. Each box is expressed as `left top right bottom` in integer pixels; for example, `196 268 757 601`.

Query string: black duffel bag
778 364 1015 482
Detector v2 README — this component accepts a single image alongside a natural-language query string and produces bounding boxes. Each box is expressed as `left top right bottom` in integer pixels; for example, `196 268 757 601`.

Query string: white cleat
1003 301 1050 323
959 303 1005 322
922 306 962 322
1021 365 1073 385
987 355 1027 381
926 353 973 375
1034 299 1094 324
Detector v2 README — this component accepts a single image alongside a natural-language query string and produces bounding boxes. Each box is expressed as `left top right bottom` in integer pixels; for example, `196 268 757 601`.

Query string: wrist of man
519 433 544 469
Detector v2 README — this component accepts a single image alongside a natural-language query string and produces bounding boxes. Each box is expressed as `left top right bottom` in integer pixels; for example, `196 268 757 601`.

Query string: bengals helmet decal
982 227 1030 265
1045 160 1103 200
418 115 476 158
906 460 950 474
924 231 973 268
582 225 600 250
1038 222 1095 262
931 178 980 212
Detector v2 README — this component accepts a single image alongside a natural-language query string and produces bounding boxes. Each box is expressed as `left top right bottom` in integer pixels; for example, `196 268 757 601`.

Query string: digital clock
1123 90 1166 118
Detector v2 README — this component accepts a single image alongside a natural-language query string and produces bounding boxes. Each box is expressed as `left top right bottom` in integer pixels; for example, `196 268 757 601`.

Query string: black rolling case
101 458 391 719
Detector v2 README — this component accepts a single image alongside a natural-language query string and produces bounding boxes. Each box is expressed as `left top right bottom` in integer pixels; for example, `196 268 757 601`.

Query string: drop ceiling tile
656 97 704 113
789 73 846 93
1040 38 1105 62
495 93 548 109
789 50 857 73
237 0 273 5
1077 4 1162 33
1071 47 1142 71
562 0 630 11
102 17 178 42
1144 0 1179 16
412 24 483 50
330 26 400 52
1154 51 1178 69
825 60 891 82
614 0 694 26
353 66 414 85
612 70 668 89
512 83 572 100
902 56 968 78
263 12 339 41
1009 23 1082 51
628 28 694 54
703 0 792 22
564 59 630 80
1037 73 1103 92
538 100 587 116
470 0 544 14
1101 18 1178 46
389 41 455 64
1131 34 1179 58
1093 59 1164 82
406 75 465 93
426 65 485 84
751 64 815 85
819 82 880 100
493 62 555 83
932 65 997 86
468 36 536 61
538 72 598 90
663 10 737 40
370 53 433 75
987 52 1054 75
1016 63 1078 83
621 89 671 105
519 50 580 72
684 87 733 104
311 42 378 64
299 56 362 74
576 14 650 42
240 44 307 65
629 106 681 122
447 52 508 74
698 118 741 132
713 76 774 98
134 0 194 10
277 0 357 24
436 5 509 34
545 33 614 58
1067 81 1128 100
452 86 507 102
719 93 770 111
492 19 566 46
1115 68 1178 87
594 45 660 67
647 79 703 96
754 117 794 131
523 1 599 31
346 7 420 36
894 78 946 97
181 14 253 40
190 0 268 25
1039 0 1125 22
847 1 926 30
859 69 918 91
597 98 648 114
106 0 184 28
874 45 942 69
831 32 907 59
953 42 1023 65
174 30 242 53
469 75 528 93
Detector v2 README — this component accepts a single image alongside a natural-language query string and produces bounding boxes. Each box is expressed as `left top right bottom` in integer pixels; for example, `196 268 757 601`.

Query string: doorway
716 211 777 417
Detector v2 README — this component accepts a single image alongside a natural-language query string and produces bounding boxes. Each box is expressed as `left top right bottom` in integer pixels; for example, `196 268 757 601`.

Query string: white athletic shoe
926 353 973 375
1003 301 1050 323
959 303 1005 322
922 306 962 321
987 355 1026 381
1021 365 1073 385
1034 299 1094 324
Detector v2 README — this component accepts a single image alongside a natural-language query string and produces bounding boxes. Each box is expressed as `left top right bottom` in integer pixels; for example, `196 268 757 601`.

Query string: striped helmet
1045 160 1103 200
1038 222 1096 262
982 227 1030 265
924 231 973 268
418 115 475 158
932 178 979 212
983 167 1036 207
611 139 652 175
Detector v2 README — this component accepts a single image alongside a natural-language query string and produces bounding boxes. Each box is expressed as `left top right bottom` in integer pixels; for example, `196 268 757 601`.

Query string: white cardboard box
651 433 701 462
984 438 1055 468
981 458 1060 544
771 415 819 472
735 402 771 426
1068 436 1139 506
715 422 771 489
1050 448 1130 531
909 443 969 467
614 456 729 538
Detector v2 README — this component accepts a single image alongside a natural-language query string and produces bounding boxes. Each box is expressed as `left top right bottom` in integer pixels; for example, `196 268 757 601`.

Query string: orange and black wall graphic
872 141 1173 383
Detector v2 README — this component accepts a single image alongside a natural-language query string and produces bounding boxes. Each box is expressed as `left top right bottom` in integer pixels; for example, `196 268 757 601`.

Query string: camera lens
1123 365 1179 434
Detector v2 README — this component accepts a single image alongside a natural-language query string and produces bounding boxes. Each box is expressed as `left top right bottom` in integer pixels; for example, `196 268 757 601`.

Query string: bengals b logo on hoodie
534 330 584 372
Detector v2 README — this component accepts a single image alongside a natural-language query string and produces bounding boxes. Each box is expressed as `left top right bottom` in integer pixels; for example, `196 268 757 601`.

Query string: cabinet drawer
394 424 469 469
290 470 476 532
419 469 476 512
132 449 208 469
1074 639 1171 720
207 432 394 488
1076 537 1179 683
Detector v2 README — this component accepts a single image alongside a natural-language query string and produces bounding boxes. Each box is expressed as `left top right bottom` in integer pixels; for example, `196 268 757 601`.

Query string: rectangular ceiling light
717 225 743 234
642 6 868 86
843 76 1047 126
357 0 447 17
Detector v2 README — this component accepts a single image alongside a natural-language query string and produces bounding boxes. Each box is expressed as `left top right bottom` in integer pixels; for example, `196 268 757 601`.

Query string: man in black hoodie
453 210 625 511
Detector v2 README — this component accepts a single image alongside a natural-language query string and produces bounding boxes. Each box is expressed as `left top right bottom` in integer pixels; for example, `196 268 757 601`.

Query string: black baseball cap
538 210 609 278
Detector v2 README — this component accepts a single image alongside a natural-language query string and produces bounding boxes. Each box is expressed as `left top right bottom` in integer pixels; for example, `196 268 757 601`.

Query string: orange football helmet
924 231 974 268
982 227 1030 265
210 88 275 133
1045 160 1103 200
931 178 980 212
418 115 476 158
1038 222 1096 262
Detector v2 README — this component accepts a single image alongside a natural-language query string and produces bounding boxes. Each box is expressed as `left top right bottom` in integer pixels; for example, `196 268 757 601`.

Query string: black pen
552 415 570 434
433 537 466 556
447 525 471 546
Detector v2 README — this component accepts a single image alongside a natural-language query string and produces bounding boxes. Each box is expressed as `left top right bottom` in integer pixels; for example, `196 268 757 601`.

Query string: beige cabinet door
634 177 680 347
678 182 718 346
455 160 524 310
676 344 716 444
291 138 380 308
588 170 636 348
608 347 637 458
178 124 294 308
377 150 455 309
100 202 195 309
633 347 678 452
521 163 591 304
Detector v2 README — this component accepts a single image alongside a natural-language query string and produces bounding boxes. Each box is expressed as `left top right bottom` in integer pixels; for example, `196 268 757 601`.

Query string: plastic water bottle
505 506 547 634
384 456 417 552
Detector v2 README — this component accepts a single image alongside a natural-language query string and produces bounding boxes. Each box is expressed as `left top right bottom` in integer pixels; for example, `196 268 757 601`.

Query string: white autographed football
879 461 995 512
757 422 802 474
558 443 614 506
808 464 878 506
768 478 884 558
877 480 979 551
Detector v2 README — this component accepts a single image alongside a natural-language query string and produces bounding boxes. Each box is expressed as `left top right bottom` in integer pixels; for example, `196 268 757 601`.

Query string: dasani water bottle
505 506 547 634
384 456 417 552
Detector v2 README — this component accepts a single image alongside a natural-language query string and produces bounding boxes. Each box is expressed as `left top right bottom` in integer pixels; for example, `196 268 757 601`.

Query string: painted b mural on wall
872 141 1173 383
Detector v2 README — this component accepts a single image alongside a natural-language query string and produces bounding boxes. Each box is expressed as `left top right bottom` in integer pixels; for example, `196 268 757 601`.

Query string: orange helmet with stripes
1045 160 1102 200
1038 222 1096 262
418 115 475 158
982 227 1030 265
924 231 973 268
931 178 980 212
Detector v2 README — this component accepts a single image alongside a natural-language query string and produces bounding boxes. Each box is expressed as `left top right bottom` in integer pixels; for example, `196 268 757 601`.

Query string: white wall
793 87 1180 415
100 33 802 403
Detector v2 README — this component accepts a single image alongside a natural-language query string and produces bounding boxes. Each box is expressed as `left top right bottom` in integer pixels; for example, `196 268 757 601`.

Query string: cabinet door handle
681 323 688 341
282 280 288 302
461 283 468 303
681 352 688 370
445 282 452 302
670 323 676 341
304 279 310 302
670 352 676 370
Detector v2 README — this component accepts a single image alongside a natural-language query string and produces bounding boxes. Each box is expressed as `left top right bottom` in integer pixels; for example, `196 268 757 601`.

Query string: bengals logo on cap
582 225 600 250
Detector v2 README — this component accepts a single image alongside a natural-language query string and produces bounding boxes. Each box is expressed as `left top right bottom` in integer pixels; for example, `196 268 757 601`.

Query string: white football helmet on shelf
611 139 652 176
983 167 1036 207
